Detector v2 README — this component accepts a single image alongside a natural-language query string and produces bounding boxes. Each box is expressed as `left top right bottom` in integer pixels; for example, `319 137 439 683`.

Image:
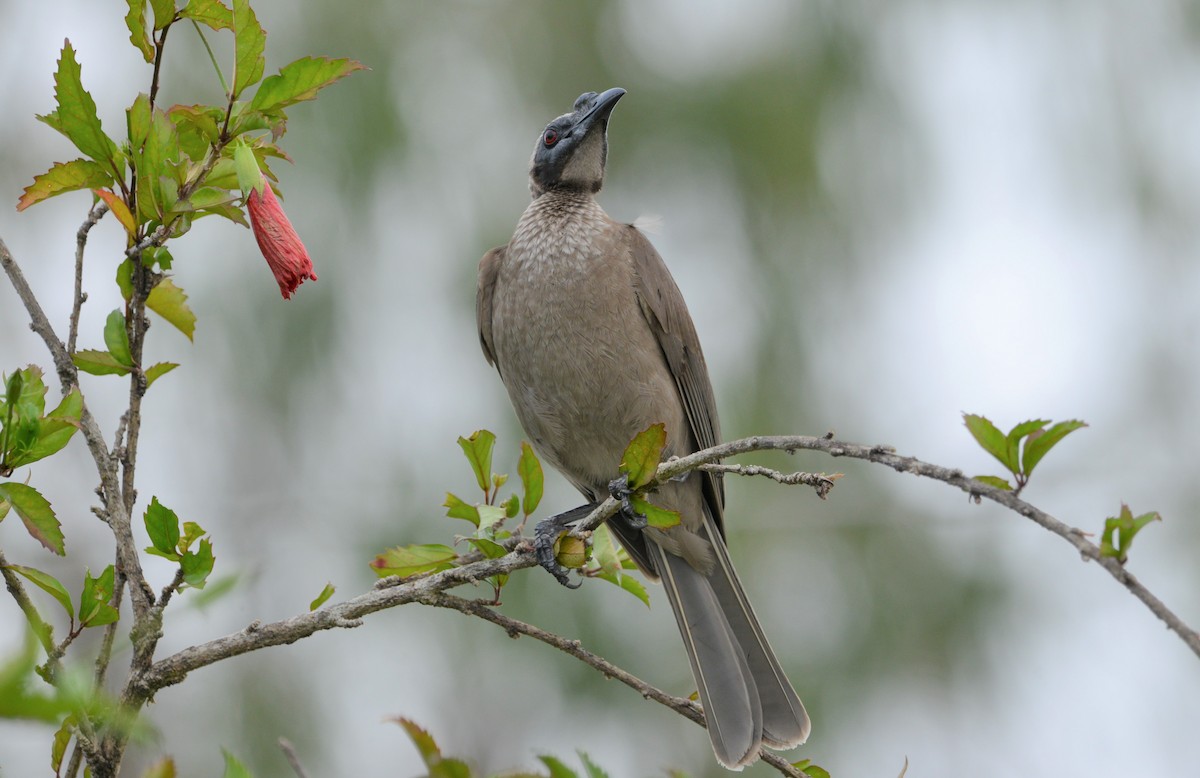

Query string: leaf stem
190 20 230 99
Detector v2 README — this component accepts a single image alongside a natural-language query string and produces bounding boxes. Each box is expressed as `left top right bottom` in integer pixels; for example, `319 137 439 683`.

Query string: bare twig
698 461 840 498
278 738 311 778
69 202 108 355
418 591 803 777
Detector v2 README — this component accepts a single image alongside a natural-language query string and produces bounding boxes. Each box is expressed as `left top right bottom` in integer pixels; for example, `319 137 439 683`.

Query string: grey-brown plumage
477 88 810 769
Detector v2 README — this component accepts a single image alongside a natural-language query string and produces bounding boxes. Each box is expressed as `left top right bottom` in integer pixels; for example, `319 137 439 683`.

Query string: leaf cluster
963 413 1087 493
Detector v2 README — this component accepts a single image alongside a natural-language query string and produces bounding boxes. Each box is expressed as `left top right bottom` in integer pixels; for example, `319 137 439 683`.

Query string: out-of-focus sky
2 1 1198 776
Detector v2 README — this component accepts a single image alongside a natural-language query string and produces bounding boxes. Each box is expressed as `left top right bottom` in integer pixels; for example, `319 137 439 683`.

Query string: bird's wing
476 245 506 369
627 225 726 531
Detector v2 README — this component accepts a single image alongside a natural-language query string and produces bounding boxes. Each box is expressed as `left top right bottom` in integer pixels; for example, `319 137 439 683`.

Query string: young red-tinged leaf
963 413 1015 473
91 189 137 236
518 441 543 517
103 310 134 368
144 362 179 388
181 538 215 588
231 0 266 98
502 493 520 519
180 0 234 31
1022 419 1087 477
0 482 64 555
124 0 154 62
1004 419 1048 473
149 0 175 30
457 430 496 494
141 757 178 778
72 350 131 377
146 278 197 341
370 544 457 578
178 520 206 553
629 494 680 530
443 492 480 527
250 57 367 114
538 755 579 778
144 496 180 555
972 474 1013 491
3 564 74 620
308 582 335 611
16 159 112 211
40 42 122 176
221 749 254 778
620 423 667 490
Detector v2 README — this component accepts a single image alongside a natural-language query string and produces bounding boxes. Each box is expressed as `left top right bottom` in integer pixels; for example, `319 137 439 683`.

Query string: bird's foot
532 503 596 589
608 474 647 529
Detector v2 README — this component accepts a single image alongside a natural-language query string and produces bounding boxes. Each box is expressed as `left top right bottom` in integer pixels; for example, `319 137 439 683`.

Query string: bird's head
528 87 625 198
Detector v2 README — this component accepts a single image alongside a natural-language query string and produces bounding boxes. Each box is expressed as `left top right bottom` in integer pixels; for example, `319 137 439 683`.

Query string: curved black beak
572 87 626 136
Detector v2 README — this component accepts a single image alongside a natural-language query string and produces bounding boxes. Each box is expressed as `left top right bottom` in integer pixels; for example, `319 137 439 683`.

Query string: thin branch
0 236 154 621
278 738 311 778
69 202 108 355
698 461 840 498
418 591 802 777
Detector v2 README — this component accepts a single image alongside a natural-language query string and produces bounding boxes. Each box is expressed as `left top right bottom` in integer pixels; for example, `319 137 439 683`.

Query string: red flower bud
246 177 317 299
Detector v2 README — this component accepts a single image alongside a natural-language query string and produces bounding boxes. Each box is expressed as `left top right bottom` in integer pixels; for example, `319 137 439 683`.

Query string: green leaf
178 520 206 553
146 278 197 341
308 582 335 611
104 310 134 368
538 755 579 778
185 573 239 611
616 573 650 607
578 751 610 778
181 538 215 588
795 760 832 778
180 0 233 31
963 413 1014 473
231 0 266 99
221 749 255 778
518 441 543 517
370 544 457 578
144 496 181 556
972 475 1013 491
144 362 179 388
457 430 496 494
1005 419 1048 473
72 350 131 377
16 159 113 211
3 565 74 620
1100 504 1161 563
52 714 77 773
134 108 183 222
467 537 507 559
7 388 82 468
501 493 520 519
125 0 154 62
629 494 680 530
619 423 667 490
475 504 507 533
0 482 64 555
140 757 178 778
116 259 134 302
149 0 176 30
79 565 119 627
394 717 442 765
250 57 367 114
1022 419 1087 477
443 493 480 527
127 92 152 151
39 42 122 176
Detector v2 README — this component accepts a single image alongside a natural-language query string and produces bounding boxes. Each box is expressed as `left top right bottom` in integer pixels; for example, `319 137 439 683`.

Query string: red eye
543 129 559 147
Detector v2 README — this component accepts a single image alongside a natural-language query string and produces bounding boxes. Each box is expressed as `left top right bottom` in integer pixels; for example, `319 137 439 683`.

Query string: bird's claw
532 503 595 589
608 474 647 529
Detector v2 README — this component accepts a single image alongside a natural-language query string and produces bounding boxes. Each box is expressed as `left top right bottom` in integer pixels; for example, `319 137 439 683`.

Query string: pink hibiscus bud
236 143 317 299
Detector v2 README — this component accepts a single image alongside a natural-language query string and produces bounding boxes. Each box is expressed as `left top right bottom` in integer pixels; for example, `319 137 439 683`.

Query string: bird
476 88 810 769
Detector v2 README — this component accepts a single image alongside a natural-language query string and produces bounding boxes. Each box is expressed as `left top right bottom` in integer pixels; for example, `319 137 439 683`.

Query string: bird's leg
607 474 647 529
533 502 597 589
